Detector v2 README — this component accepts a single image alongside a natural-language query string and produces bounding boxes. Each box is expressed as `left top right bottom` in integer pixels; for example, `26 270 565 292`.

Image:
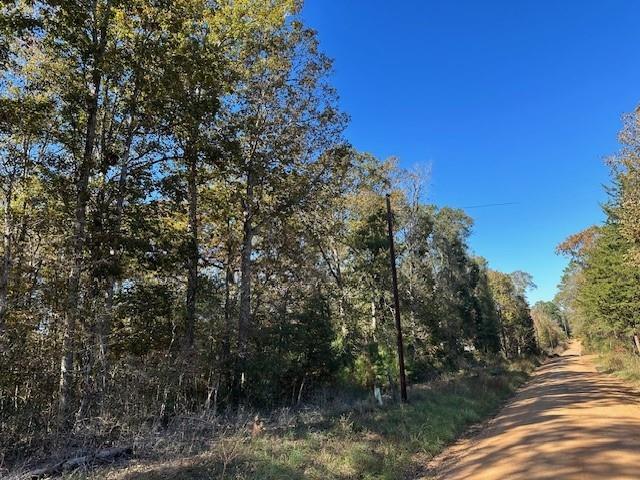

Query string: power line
461 202 520 209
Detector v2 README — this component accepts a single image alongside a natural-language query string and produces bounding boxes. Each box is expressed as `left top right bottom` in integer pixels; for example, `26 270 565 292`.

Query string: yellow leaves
556 226 600 260
207 0 297 45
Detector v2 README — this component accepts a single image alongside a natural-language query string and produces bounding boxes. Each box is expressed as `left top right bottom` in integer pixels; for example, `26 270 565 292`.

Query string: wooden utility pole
385 194 408 402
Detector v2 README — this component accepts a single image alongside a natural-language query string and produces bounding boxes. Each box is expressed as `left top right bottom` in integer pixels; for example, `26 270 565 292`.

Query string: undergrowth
11 357 538 480
596 349 640 386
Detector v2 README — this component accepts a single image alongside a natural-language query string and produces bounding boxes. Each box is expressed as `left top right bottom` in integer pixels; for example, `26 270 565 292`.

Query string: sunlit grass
597 350 640 385
66 359 536 480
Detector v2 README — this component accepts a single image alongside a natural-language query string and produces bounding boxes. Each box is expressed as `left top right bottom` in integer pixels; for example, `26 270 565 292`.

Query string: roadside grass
52 358 537 480
596 350 640 386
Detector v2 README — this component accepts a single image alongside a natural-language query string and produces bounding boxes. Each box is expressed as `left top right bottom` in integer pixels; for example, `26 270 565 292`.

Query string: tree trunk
184 143 198 349
500 323 508 359
633 334 640 355
59 105 97 427
370 297 377 333
562 317 570 337
235 165 255 402
0 176 14 335
220 224 234 399
59 25 107 427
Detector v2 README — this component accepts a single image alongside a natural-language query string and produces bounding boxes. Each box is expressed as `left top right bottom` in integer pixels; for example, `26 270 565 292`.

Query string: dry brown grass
4 357 538 480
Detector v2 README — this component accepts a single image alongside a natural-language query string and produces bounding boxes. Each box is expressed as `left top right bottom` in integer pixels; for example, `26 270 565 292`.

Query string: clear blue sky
302 0 640 303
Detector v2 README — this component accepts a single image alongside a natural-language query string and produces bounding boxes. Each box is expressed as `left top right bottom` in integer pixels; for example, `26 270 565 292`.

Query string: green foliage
556 102 640 358
531 301 567 352
0 0 539 466
488 270 538 358
612 107 640 267
113 283 177 356
470 258 502 353
247 293 340 407
597 349 640 386
576 224 640 349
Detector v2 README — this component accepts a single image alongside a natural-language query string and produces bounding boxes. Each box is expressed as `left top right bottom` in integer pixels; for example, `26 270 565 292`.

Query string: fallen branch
26 446 132 479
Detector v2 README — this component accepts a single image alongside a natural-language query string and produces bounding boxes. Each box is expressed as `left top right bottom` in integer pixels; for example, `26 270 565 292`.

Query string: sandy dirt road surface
425 342 640 479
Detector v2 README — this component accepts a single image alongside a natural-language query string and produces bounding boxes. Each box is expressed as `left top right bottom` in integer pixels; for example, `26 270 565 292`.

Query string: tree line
556 105 640 353
0 0 538 461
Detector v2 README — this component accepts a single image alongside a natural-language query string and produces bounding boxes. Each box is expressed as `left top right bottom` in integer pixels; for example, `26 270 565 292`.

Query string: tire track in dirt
423 342 640 480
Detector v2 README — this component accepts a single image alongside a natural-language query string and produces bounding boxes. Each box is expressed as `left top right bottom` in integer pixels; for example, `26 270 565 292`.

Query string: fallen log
94 447 133 462
26 446 132 479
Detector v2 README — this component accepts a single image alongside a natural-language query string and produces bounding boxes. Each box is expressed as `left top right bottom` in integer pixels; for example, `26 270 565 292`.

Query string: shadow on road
431 347 640 480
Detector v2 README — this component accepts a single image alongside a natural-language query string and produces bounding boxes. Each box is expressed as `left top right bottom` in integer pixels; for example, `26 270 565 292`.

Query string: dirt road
426 342 640 479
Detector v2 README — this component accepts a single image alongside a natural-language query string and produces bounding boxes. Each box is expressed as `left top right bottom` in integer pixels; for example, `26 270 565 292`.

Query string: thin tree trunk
633 334 640 356
500 323 508 358
235 164 255 402
0 176 14 334
185 143 198 349
297 375 306 404
220 222 234 398
223 257 234 359
370 297 377 333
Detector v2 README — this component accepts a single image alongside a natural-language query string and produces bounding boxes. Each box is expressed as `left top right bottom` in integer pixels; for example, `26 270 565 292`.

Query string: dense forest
555 105 640 356
0 0 539 463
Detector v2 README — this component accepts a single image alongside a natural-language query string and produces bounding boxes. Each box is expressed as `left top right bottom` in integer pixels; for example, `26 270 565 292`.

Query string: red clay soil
424 342 640 480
